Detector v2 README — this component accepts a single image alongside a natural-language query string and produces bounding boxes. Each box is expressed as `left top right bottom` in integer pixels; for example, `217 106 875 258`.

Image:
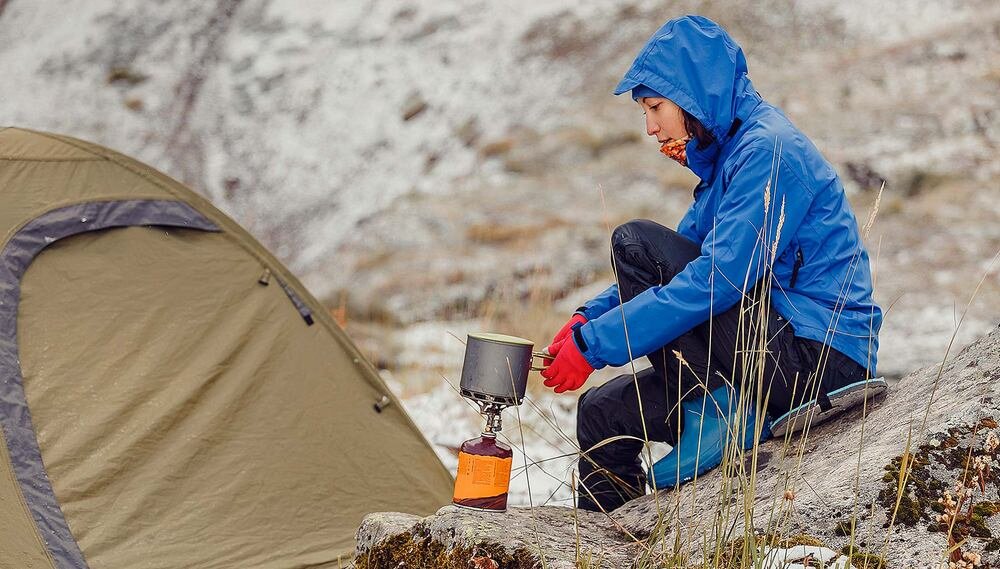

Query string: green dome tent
0 127 452 568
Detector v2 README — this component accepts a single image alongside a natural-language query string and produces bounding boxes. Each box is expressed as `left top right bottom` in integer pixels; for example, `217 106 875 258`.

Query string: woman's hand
552 313 588 343
540 336 595 393
547 314 588 364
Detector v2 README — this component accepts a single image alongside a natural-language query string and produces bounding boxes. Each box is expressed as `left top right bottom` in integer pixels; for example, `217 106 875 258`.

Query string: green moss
778 534 825 548
900 495 925 525
833 519 854 537
873 419 1000 560
969 513 993 538
878 468 926 527
846 552 887 569
354 532 538 569
877 423 990 529
973 501 1000 517
942 446 973 471
839 545 887 569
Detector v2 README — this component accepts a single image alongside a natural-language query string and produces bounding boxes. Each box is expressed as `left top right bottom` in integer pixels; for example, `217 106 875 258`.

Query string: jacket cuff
574 322 606 369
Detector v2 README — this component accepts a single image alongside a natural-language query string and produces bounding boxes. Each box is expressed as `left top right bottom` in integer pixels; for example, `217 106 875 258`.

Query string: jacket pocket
789 248 804 288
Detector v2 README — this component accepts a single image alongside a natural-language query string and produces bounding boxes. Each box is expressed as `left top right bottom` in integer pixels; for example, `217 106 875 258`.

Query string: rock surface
355 325 1000 568
355 504 640 568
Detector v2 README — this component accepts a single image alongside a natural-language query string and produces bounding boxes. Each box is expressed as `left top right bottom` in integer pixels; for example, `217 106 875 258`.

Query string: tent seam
15 132 330 330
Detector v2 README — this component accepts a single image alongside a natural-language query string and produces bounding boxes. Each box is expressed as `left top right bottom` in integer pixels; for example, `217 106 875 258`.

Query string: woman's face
639 97 688 142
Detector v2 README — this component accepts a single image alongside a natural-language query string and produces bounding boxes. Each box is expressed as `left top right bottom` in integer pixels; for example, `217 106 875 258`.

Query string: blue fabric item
578 15 882 373
648 384 770 490
577 283 620 321
630 84 665 101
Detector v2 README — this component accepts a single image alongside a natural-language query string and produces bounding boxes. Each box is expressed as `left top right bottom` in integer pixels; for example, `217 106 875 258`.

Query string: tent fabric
0 426 56 569
0 128 454 568
0 200 219 569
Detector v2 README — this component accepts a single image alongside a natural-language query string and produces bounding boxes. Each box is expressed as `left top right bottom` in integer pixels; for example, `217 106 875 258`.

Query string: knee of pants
611 219 655 251
611 219 697 269
611 219 664 287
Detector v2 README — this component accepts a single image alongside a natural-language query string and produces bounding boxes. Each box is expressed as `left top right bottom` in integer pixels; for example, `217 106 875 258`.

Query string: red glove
546 314 587 365
541 336 595 393
551 313 588 345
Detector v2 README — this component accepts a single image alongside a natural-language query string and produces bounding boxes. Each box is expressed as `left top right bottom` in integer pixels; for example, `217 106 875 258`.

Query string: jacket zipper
789 249 804 288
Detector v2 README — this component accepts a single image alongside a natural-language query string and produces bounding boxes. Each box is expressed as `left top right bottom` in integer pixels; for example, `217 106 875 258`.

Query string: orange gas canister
452 432 513 511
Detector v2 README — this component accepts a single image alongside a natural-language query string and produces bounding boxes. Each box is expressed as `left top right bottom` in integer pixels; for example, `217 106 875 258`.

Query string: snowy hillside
3 0 630 268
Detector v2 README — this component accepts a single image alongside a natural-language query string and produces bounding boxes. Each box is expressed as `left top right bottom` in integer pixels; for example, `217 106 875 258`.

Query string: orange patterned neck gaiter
659 136 691 166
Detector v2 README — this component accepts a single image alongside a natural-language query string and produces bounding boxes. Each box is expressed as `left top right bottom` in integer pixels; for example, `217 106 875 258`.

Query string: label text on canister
453 452 512 500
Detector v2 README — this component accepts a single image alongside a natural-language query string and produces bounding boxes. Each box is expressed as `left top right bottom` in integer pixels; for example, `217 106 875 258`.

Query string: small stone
401 94 428 121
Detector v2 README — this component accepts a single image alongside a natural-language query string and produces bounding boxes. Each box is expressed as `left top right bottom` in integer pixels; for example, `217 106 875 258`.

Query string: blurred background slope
3 0 998 504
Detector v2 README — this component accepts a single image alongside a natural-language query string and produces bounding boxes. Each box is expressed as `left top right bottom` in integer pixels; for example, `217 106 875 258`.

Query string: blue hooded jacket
575 15 882 374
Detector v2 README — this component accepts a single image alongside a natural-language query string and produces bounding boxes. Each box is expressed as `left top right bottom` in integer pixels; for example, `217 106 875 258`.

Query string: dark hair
682 109 715 150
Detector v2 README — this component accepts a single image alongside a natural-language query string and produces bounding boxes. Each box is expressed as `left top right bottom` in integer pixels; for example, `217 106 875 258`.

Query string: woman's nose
645 115 659 136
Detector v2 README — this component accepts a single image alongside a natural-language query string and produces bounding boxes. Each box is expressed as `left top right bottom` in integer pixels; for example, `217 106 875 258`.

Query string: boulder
353 504 639 568
354 325 1000 568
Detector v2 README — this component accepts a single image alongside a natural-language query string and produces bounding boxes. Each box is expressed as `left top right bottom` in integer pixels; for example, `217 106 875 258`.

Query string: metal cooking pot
459 333 547 407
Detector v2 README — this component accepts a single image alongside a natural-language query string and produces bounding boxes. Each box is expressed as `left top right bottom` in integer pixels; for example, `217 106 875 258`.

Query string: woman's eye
650 104 661 111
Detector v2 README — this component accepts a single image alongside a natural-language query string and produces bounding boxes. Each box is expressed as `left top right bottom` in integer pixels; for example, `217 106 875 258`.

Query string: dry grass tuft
466 221 565 245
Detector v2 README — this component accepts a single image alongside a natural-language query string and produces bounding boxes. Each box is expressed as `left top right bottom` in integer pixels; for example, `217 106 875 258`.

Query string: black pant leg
573 219 709 512
575 367 679 511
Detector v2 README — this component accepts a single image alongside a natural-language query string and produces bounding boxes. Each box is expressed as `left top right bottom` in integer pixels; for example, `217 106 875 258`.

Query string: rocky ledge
354 325 1000 568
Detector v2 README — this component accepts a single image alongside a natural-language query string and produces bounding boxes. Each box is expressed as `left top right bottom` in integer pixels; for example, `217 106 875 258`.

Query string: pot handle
530 350 551 372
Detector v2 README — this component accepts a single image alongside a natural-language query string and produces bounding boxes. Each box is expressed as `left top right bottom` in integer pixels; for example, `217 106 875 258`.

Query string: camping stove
452 333 546 512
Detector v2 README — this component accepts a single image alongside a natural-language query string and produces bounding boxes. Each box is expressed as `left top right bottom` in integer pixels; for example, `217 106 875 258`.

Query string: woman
539 15 885 512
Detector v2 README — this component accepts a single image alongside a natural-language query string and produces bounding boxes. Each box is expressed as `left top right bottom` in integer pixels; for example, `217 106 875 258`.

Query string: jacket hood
615 15 762 176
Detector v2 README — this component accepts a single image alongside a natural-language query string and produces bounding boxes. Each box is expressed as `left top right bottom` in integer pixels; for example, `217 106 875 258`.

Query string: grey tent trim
277 279 314 325
0 200 219 569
